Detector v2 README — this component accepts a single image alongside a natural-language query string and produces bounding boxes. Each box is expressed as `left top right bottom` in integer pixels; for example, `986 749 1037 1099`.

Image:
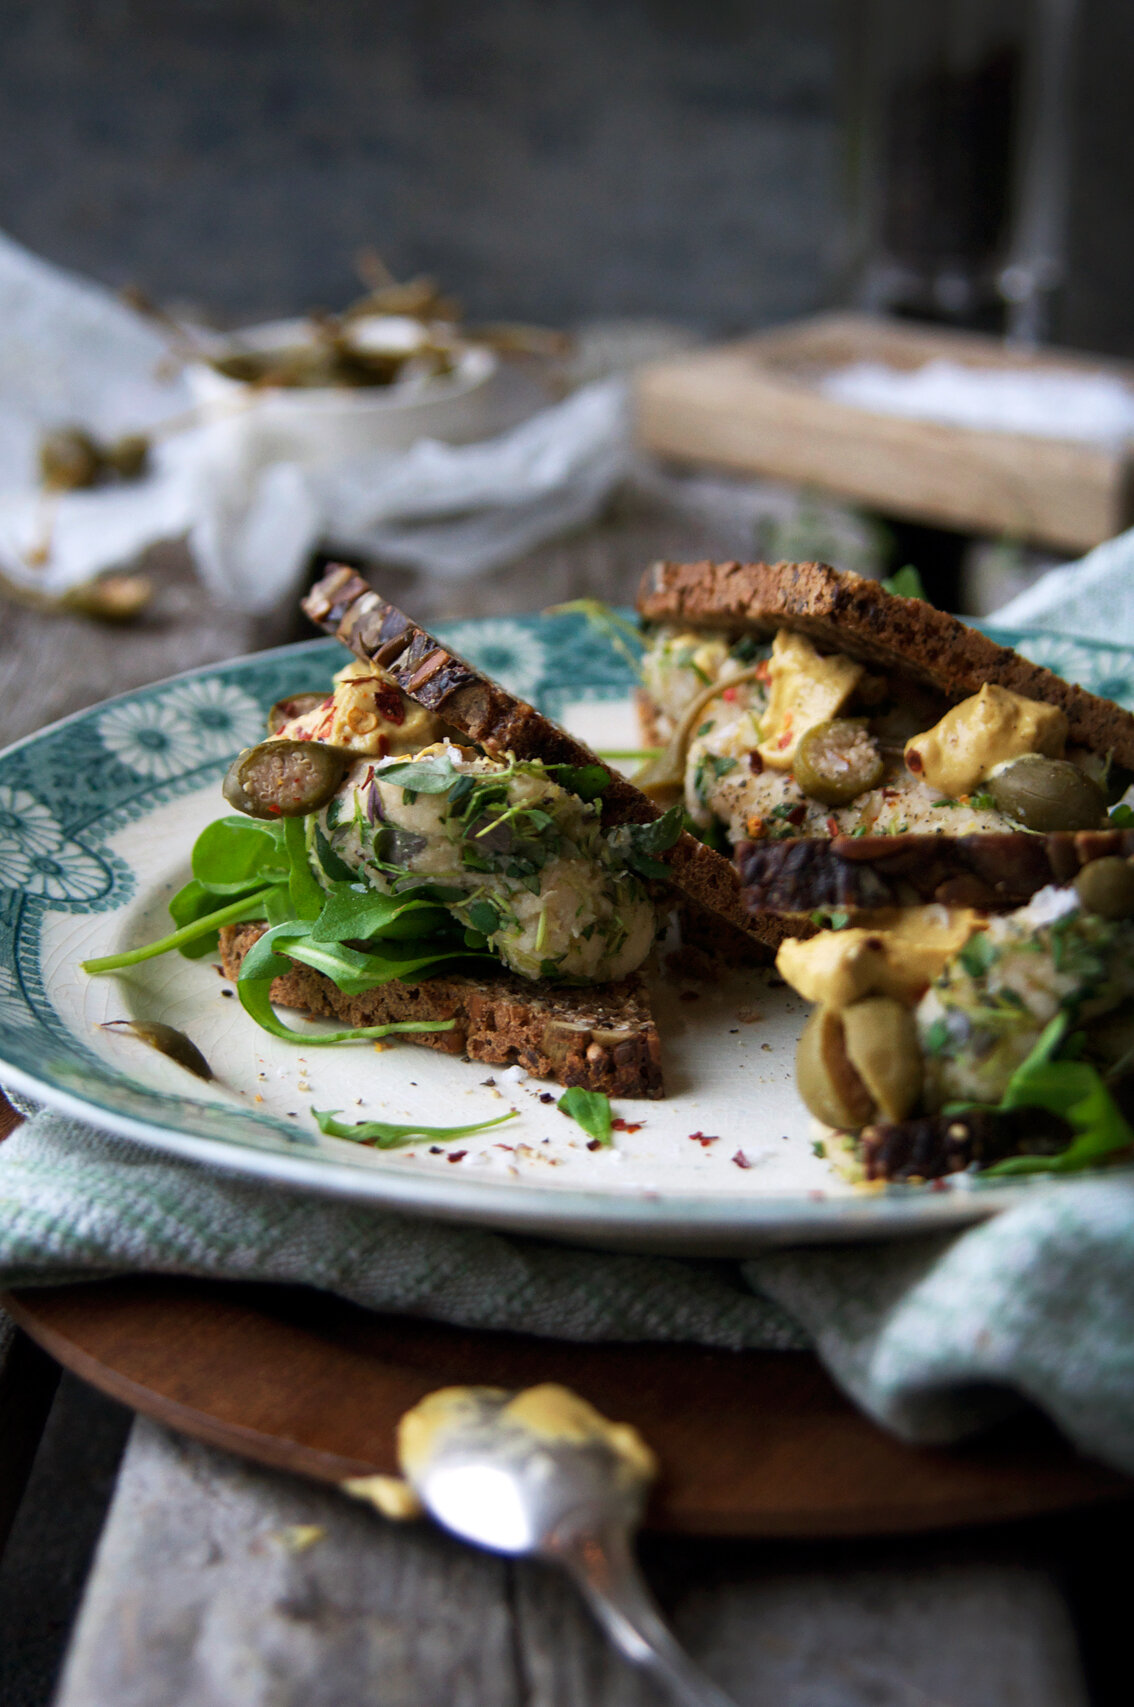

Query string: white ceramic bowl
185 315 500 463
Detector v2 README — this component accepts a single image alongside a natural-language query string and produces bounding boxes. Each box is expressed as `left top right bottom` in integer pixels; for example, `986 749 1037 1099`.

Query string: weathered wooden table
0 493 1126 1706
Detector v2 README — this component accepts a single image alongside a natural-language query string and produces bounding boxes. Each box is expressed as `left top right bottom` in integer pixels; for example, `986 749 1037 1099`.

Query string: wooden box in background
634 313 1134 552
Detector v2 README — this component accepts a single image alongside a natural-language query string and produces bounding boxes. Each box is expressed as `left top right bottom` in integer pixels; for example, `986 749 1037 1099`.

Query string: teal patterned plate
0 615 1130 1255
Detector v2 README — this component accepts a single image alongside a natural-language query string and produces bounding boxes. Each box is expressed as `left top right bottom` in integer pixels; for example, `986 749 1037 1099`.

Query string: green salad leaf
977 1015 1134 1176
881 565 927 601
557 1086 613 1146
610 803 684 880
313 1107 518 1148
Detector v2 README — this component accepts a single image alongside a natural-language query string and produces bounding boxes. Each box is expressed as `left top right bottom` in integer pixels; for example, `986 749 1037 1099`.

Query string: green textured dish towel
3 1104 1134 1475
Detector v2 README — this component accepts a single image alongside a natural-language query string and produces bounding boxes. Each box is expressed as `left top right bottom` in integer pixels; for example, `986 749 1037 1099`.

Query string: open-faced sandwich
90 565 772 1101
634 559 1134 947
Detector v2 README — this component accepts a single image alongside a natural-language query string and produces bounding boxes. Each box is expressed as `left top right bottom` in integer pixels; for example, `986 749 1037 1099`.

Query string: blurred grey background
0 0 1128 353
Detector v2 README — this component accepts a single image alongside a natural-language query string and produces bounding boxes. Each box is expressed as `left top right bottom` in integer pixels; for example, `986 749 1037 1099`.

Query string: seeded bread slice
301 564 774 956
636 557 1134 764
637 559 1134 925
219 923 664 1098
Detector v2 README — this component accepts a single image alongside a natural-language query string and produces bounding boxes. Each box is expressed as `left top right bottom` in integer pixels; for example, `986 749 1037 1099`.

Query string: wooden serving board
634 311 1134 552
6 1276 1128 1538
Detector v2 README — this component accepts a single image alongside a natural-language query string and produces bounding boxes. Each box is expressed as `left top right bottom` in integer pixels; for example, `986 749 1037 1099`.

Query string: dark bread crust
738 827 1134 914
636 558 1134 765
302 565 780 958
219 923 665 1099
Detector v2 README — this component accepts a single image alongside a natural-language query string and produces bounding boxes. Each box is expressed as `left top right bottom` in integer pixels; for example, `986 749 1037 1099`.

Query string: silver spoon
398 1384 739 1707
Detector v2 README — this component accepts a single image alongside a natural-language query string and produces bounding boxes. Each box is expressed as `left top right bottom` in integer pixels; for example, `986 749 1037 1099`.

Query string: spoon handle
554 1525 739 1707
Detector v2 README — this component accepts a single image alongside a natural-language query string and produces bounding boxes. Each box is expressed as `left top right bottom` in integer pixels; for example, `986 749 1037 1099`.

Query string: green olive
793 720 885 807
1074 856 1134 920
222 739 352 819
795 1006 876 1129
266 692 328 735
38 426 103 491
840 997 922 1122
986 755 1107 832
104 433 151 480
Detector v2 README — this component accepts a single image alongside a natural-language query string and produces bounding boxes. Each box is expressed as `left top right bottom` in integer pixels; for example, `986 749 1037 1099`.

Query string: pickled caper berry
986 755 1107 832
38 426 103 491
794 720 885 807
222 739 351 819
1074 856 1134 920
104 433 151 480
266 692 328 735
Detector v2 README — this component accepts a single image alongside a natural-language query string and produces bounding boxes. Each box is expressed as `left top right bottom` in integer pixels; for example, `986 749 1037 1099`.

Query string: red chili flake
375 685 406 725
611 1117 643 1133
755 660 772 683
293 727 315 741
539 1092 555 1104
429 1145 443 1154
747 750 764 774
786 803 807 826
721 685 739 702
688 1130 719 1147
906 749 923 774
377 733 390 758
825 815 839 836
586 1138 603 1151
447 1150 467 1163
930 1176 949 1192
732 1149 752 1169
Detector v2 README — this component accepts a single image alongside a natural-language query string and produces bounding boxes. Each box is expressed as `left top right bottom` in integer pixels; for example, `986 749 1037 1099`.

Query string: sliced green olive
840 997 922 1122
793 720 885 807
222 739 352 819
986 755 1107 832
1074 856 1134 920
796 1005 876 1129
39 426 103 491
266 692 328 735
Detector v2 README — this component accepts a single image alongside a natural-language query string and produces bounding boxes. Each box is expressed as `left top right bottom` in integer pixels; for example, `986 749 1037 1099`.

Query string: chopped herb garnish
609 803 684 880
810 909 851 931
1109 803 1134 828
313 1107 518 1148
558 1086 614 1146
957 932 998 978
967 792 997 812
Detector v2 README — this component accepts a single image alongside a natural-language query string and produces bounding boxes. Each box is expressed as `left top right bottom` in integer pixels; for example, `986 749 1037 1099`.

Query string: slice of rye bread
219 923 664 1098
301 563 772 958
636 558 1134 919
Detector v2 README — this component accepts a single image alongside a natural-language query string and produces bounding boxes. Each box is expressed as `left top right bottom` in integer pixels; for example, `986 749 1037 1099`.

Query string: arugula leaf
546 762 611 802
881 565 927 601
82 887 276 974
190 815 287 894
311 824 356 884
168 879 236 959
234 923 461 1044
284 815 324 921
309 884 451 946
375 753 464 794
965 1014 1134 1176
557 1086 614 1146
611 803 684 880
313 1107 518 1148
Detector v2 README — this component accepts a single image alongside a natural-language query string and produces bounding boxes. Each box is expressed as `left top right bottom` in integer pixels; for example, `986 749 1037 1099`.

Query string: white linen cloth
0 231 631 611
